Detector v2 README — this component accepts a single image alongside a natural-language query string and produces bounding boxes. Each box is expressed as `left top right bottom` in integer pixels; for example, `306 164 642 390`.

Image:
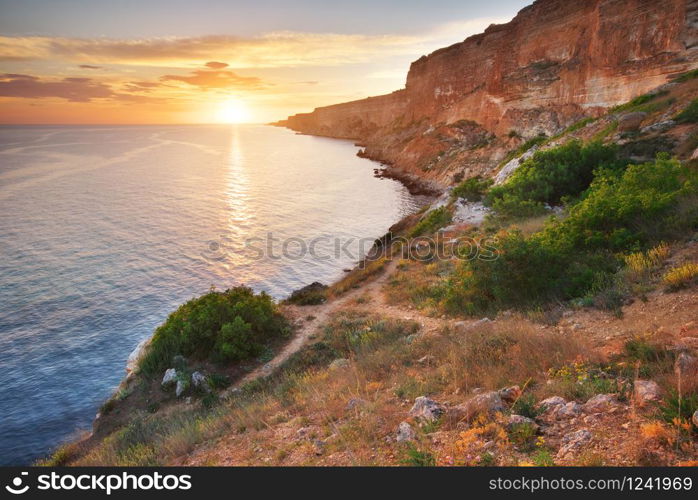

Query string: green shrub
444 154 697 313
674 68 698 83
409 207 452 237
511 393 542 419
139 287 290 374
675 99 698 124
658 390 698 427
487 140 620 209
400 444 436 466
451 176 493 202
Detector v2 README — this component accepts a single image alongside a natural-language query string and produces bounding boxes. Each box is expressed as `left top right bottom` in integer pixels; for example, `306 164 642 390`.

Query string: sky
0 0 530 124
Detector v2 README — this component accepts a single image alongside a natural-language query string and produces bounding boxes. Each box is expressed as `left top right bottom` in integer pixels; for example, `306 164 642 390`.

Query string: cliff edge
276 0 698 189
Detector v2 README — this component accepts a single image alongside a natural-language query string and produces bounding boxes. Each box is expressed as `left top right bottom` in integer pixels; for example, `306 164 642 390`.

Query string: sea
0 124 421 464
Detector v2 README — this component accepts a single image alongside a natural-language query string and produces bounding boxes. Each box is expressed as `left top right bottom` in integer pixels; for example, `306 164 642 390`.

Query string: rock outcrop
277 0 698 188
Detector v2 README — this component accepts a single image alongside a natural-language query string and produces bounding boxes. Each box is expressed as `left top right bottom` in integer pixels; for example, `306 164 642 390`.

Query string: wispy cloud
161 66 265 90
0 73 163 103
0 18 502 69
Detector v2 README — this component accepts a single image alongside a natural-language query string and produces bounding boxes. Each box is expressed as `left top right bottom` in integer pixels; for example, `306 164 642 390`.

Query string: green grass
409 206 452 237
675 99 698 123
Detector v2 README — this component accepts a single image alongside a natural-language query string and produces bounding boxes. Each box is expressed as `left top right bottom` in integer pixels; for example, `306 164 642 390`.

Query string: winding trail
232 259 462 388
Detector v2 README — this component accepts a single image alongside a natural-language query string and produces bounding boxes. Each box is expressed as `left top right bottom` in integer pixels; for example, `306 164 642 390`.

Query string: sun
216 98 250 123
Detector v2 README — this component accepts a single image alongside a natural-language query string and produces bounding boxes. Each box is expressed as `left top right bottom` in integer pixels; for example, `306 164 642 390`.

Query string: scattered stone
409 396 445 422
633 380 662 405
674 352 698 380
693 410 698 428
556 429 592 460
447 391 505 423
329 358 350 371
498 385 521 404
538 396 567 413
482 440 496 451
396 421 416 442
556 401 582 419
583 394 618 413
175 379 187 398
454 318 491 333
345 398 368 411
296 427 311 439
507 414 539 431
191 371 209 390
617 111 647 132
161 368 177 386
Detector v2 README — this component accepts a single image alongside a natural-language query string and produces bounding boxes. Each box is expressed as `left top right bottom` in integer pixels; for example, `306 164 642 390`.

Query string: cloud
161 67 264 90
0 19 504 69
0 73 162 103
78 64 101 69
123 80 164 92
205 61 228 69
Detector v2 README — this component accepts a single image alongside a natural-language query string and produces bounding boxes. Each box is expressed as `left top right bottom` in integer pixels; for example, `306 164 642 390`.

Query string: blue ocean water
0 124 420 465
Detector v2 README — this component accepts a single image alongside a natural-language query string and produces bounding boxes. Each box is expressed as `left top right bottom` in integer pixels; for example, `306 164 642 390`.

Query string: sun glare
217 99 251 124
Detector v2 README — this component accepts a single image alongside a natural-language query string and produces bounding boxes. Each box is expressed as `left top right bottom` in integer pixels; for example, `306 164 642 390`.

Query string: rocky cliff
276 0 698 190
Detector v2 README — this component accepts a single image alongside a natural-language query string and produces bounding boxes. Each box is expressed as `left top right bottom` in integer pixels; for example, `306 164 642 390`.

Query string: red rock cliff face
278 0 698 190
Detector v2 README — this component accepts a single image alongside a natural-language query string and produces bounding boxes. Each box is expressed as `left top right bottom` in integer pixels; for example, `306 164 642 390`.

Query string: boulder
633 380 662 405
556 401 582 419
617 112 647 132
498 385 521 404
191 371 209 391
396 421 416 442
175 379 187 398
507 414 539 431
447 391 505 423
161 368 177 386
556 429 592 460
538 396 566 414
583 394 618 413
693 410 698 428
640 120 675 134
409 396 445 422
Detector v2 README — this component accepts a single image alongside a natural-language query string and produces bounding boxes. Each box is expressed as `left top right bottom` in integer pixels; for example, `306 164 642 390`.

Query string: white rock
538 396 567 413
447 391 505 422
494 145 540 185
409 396 445 422
556 401 582 419
396 421 416 442
556 429 592 459
507 414 539 431
191 371 208 390
329 358 350 370
161 368 177 386
633 380 662 405
175 379 187 398
583 394 618 413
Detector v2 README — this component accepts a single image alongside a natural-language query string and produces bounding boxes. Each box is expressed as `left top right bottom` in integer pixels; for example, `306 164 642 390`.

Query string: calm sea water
0 124 420 465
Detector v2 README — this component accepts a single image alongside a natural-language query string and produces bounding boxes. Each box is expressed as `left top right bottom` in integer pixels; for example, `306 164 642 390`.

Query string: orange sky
0 1 529 124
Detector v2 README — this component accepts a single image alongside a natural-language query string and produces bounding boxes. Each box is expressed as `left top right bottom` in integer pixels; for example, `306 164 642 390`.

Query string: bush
487 141 620 211
451 176 493 202
409 207 452 237
663 262 698 290
445 154 697 313
139 287 290 374
675 99 698 124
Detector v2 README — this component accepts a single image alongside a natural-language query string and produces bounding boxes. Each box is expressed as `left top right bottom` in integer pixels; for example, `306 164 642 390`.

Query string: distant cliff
276 0 698 189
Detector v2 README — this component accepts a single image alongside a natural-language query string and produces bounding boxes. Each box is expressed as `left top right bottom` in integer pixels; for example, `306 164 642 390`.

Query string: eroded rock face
278 0 697 187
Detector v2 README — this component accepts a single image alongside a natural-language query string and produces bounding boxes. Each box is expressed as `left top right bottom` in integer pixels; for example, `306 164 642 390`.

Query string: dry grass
663 262 698 290
328 257 387 297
